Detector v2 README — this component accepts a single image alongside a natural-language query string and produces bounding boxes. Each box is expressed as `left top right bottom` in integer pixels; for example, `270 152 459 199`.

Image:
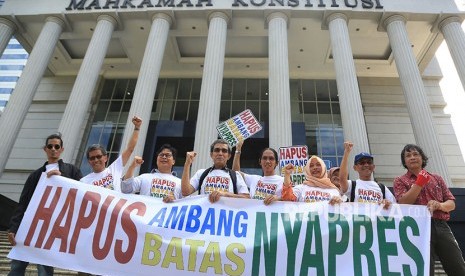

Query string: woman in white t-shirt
281 155 342 205
232 140 283 205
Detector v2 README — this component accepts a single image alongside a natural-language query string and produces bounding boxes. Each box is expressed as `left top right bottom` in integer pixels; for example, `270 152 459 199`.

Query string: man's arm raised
339 141 353 194
121 116 142 166
231 140 245 178
182 151 197 196
123 156 144 180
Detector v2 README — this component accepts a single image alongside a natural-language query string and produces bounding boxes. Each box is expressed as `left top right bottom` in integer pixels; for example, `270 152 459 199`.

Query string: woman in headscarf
280 155 342 205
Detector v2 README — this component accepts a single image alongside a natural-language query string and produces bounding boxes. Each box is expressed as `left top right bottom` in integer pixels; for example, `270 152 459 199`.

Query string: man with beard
8 133 82 275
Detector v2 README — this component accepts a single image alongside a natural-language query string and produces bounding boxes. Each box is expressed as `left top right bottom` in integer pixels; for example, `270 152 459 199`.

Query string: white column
267 12 292 151
439 16 465 91
59 15 116 162
384 15 453 185
0 18 16 56
192 12 229 172
119 13 171 161
0 17 64 176
327 13 370 179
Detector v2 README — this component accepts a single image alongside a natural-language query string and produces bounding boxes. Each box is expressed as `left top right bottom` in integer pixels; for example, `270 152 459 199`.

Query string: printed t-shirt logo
151 178 176 198
357 188 382 203
92 174 114 190
252 180 278 200
303 190 331 203
204 176 230 194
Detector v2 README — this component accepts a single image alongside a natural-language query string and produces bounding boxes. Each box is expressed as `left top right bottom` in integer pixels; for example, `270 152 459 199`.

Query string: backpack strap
198 166 213 193
198 166 238 194
350 180 386 201
377 182 386 199
226 168 238 194
350 180 357 202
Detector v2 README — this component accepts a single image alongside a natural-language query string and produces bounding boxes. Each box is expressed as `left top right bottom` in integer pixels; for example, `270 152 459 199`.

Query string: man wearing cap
339 141 395 208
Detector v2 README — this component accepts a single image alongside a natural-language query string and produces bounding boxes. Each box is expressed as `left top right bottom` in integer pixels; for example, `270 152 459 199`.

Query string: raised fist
415 169 430 187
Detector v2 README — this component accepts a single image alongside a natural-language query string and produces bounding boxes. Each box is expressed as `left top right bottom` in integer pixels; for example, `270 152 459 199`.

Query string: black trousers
430 219 465 276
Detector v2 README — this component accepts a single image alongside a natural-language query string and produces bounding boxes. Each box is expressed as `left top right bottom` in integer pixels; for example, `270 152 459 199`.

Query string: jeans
430 219 465 276
8 259 54 276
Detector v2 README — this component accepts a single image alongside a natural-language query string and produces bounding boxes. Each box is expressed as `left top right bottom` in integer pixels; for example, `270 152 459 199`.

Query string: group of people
7 116 142 276
7 116 465 275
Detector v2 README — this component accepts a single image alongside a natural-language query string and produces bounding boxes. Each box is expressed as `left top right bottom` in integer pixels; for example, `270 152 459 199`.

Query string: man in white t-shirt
80 116 142 192
121 144 182 202
181 139 249 202
339 142 396 209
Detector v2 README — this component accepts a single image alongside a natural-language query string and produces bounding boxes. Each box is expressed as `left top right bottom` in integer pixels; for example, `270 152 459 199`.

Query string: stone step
0 253 10 259
0 267 78 276
0 259 12 265
0 262 78 275
0 231 77 275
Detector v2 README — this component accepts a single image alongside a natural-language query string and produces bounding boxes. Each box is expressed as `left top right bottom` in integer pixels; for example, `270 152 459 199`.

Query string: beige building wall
360 76 465 187
0 76 86 201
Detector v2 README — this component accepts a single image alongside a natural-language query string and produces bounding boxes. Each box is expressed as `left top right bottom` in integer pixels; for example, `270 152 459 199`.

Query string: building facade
0 38 29 113
1 0 465 201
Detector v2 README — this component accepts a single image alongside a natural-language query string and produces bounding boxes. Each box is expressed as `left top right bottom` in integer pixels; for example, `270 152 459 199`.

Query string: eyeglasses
46 144 61 150
261 156 275 161
88 154 104 161
213 148 229 153
158 153 173 158
357 160 373 165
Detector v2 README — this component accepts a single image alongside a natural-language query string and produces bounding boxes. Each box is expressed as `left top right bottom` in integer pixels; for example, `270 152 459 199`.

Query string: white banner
9 174 431 275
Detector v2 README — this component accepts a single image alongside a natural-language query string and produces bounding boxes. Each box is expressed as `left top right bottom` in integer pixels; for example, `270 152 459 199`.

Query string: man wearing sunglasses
338 141 396 208
8 133 82 276
80 116 142 192
182 139 249 202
